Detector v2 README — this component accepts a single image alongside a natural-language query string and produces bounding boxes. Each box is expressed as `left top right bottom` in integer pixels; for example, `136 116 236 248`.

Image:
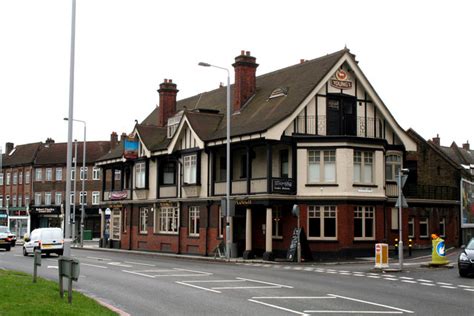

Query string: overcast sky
0 0 472 151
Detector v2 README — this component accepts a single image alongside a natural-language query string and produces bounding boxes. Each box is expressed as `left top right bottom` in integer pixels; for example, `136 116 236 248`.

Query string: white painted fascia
134 130 151 158
164 114 204 154
265 52 417 152
95 157 124 166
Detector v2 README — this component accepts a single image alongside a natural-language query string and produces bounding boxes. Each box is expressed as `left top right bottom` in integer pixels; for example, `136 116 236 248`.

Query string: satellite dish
291 204 300 217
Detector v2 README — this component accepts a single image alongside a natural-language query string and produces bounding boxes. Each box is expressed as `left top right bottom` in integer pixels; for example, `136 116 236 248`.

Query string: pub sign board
272 178 296 194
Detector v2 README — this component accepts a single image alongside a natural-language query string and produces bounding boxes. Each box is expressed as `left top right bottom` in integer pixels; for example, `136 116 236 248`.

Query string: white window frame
0 173 3 185
70 192 75 205
55 192 62 206
385 154 402 181
92 191 100 205
354 206 375 240
6 172 11 185
34 193 42 206
12 195 17 207
92 167 100 180
25 171 30 184
139 207 149 234
44 192 52 205
391 207 399 230
111 209 122 240
18 194 22 207
25 195 30 207
272 208 283 239
35 169 42 182
188 206 200 237
308 205 337 240
0 196 2 208
135 162 146 189
80 167 88 181
408 217 415 238
71 169 76 181
353 151 374 184
79 191 87 205
19 171 23 184
155 206 179 234
307 150 336 184
419 217 429 238
183 154 197 184
56 168 62 181
439 217 446 237
13 172 17 185
45 168 52 181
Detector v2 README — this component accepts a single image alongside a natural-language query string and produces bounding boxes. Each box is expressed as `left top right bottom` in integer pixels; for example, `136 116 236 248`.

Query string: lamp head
198 62 211 67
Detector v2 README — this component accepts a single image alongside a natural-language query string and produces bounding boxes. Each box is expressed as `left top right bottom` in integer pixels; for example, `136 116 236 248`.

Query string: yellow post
430 234 449 266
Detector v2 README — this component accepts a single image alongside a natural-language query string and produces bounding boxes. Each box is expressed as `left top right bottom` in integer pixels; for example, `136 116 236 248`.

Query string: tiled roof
35 141 112 165
1 142 42 167
142 49 348 141
136 124 169 152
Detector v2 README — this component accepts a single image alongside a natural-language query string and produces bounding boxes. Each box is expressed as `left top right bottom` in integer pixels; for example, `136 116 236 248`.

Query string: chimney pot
110 131 118 149
5 142 14 155
463 141 470 150
432 134 440 146
157 79 179 127
241 50 245 55
246 51 251 56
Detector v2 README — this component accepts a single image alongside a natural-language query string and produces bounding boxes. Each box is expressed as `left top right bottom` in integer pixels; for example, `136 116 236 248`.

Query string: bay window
385 154 402 181
308 150 336 183
162 162 176 185
135 162 146 189
353 151 373 184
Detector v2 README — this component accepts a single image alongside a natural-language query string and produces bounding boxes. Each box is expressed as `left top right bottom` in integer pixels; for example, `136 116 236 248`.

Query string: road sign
395 195 408 208
397 174 408 188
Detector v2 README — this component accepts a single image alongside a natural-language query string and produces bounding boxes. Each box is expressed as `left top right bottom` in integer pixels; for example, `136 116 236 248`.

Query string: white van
23 228 64 256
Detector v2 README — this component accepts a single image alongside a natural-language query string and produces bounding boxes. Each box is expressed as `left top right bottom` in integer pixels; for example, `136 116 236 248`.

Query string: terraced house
96 48 419 260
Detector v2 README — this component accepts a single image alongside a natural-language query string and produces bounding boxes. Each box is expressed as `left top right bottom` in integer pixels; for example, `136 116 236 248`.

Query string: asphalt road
1 246 473 315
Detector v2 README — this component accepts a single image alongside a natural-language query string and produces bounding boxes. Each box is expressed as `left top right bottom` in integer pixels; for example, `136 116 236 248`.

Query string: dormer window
167 112 183 138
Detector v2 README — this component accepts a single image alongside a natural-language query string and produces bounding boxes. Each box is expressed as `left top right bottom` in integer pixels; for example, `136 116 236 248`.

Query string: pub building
96 48 425 260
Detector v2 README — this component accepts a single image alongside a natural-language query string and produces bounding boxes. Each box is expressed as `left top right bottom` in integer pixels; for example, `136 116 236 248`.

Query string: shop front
7 208 29 238
29 206 63 231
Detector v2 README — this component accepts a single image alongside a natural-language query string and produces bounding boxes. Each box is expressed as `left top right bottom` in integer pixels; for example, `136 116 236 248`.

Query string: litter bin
83 230 92 241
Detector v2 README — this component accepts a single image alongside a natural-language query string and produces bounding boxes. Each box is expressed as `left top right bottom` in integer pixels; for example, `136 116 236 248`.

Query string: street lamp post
198 62 232 259
398 168 409 270
65 118 86 247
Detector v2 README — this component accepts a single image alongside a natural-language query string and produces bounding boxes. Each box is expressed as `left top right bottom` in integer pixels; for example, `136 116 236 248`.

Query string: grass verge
0 269 117 316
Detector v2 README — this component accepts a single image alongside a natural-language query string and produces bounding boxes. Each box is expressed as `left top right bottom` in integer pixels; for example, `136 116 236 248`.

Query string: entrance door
327 95 356 136
10 218 28 239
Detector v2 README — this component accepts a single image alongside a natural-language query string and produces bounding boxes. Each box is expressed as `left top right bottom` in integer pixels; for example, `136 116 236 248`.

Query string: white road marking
124 261 155 267
440 286 456 289
107 262 133 268
13 254 22 257
367 276 381 279
463 288 474 292
284 266 292 270
174 268 212 275
248 299 309 316
436 282 452 286
87 256 111 261
182 279 242 283
399 277 414 280
251 296 335 299
339 270 350 273
293 267 303 270
213 285 286 290
47 266 58 269
327 271 338 274
384 278 398 281
236 277 293 288
458 285 474 288
353 274 365 277
304 268 314 271
175 281 221 293
328 294 414 314
420 283 435 287
401 280 417 284
304 311 402 314
315 269 325 273
82 263 108 269
122 270 155 278
339 272 352 276
417 279 432 283
367 273 380 276
383 274 396 278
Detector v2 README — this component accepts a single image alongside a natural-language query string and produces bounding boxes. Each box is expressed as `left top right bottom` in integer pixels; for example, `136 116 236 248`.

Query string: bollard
33 250 42 283
394 238 398 257
430 234 449 266
408 239 413 257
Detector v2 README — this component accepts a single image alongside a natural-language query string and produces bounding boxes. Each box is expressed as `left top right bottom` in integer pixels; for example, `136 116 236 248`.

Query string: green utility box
83 230 93 241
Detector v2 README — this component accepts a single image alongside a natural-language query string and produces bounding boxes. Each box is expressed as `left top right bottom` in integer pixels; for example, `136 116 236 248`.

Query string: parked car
23 228 64 257
0 232 12 251
458 237 474 277
0 226 16 246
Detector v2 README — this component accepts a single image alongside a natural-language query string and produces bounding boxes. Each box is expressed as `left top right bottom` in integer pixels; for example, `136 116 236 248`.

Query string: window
35 169 42 181
34 193 42 205
385 154 402 181
408 217 415 238
0 196 3 208
218 206 225 238
240 154 247 179
44 192 51 205
45 168 52 181
25 171 30 184
183 154 197 184
219 156 226 182
162 162 175 185
272 208 283 238
439 217 446 237
354 151 373 184
114 170 121 181
92 191 100 205
0 173 3 185
391 207 398 230
13 172 17 185
6 172 11 185
19 171 23 184
5 196 9 207
308 206 337 239
308 150 336 183
12 195 17 207
93 167 100 180
70 193 75 205
111 209 121 240
18 194 22 207
354 206 375 240
56 168 62 181
25 195 30 207
139 207 149 234
155 206 179 234
135 162 146 189
71 169 76 181
189 206 200 236
419 217 429 238
80 191 87 205
280 150 289 178
80 167 88 180
55 192 62 206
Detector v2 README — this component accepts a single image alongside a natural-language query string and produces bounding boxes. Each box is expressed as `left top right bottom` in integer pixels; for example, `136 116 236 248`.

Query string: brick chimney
5 142 14 155
110 132 118 149
157 79 179 127
232 50 258 112
120 132 127 142
462 141 470 150
432 134 440 146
